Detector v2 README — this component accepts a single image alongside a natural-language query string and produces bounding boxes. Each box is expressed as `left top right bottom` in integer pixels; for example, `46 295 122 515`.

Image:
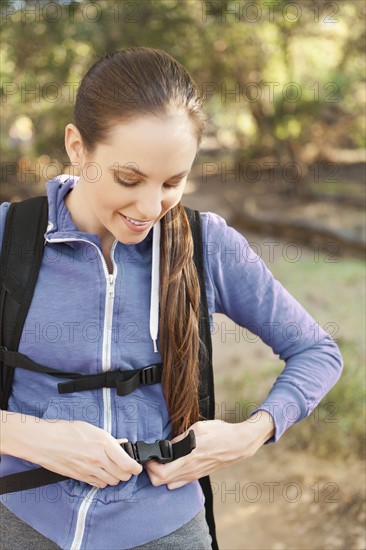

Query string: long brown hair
72 47 208 438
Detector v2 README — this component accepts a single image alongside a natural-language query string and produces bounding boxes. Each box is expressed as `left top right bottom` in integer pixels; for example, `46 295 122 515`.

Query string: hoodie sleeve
202 211 344 445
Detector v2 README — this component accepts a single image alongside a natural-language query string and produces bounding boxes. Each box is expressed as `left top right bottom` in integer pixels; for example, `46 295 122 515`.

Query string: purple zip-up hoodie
0 175 343 549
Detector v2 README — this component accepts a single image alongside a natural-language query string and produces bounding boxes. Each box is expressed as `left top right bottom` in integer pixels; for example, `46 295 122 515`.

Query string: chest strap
0 430 196 495
0 346 162 396
57 363 162 395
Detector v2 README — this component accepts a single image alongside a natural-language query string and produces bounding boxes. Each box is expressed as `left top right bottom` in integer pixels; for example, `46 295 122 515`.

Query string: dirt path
211 446 365 550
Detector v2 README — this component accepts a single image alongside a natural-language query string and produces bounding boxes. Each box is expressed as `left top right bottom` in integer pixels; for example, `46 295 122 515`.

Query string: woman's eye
116 177 139 187
116 177 180 190
163 183 180 189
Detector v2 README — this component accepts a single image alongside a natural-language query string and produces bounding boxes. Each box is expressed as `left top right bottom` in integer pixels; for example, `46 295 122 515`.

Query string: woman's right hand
23 418 143 488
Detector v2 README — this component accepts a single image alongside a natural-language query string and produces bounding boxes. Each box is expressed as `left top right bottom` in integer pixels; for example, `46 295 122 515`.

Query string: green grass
308 179 364 199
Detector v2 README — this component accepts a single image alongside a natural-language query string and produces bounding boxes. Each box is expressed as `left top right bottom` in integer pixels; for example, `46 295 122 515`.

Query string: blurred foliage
1 0 365 196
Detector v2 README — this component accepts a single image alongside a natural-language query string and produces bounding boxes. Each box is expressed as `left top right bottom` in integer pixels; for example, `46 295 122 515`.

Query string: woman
0 47 343 550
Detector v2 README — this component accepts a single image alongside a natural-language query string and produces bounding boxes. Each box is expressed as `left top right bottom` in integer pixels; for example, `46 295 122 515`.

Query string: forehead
98 115 198 172
104 114 197 149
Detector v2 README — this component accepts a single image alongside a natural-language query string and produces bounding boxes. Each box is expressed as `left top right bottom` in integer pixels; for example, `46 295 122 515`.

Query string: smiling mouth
121 214 151 226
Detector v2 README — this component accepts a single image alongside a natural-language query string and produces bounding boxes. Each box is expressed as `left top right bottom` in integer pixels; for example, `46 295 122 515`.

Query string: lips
119 212 152 233
122 214 151 223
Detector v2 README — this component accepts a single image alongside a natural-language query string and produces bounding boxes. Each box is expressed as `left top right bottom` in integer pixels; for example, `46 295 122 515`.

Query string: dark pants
0 502 212 549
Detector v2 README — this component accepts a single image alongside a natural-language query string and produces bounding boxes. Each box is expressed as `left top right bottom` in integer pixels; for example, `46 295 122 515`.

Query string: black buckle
140 364 160 385
122 439 173 464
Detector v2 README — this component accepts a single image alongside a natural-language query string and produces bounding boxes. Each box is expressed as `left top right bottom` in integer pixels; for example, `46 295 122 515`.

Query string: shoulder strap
184 205 219 550
183 205 215 420
0 196 48 410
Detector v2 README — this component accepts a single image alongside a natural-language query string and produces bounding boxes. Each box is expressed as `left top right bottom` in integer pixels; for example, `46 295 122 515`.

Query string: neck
64 180 113 249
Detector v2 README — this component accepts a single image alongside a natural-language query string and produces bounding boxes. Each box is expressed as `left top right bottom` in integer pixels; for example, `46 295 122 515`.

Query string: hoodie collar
45 174 80 237
44 174 160 354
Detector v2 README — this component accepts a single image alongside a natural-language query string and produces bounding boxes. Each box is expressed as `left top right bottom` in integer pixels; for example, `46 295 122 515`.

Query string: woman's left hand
145 418 266 490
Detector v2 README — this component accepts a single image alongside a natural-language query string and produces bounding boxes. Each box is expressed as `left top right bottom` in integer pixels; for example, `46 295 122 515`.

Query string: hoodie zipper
103 271 116 433
45 236 118 550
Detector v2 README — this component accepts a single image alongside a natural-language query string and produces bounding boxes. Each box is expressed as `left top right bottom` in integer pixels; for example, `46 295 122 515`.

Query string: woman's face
64 114 199 245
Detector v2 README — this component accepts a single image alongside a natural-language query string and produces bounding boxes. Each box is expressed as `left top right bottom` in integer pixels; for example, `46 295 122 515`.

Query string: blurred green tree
1 0 365 199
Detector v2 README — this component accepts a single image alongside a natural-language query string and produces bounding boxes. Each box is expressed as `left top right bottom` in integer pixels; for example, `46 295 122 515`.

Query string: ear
64 123 87 173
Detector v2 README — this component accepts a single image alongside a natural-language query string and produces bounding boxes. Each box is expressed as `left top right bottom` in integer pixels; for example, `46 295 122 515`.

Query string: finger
102 455 140 482
105 457 142 481
87 475 107 489
145 463 182 486
146 458 192 487
145 460 171 480
98 467 125 487
106 440 143 476
167 480 190 490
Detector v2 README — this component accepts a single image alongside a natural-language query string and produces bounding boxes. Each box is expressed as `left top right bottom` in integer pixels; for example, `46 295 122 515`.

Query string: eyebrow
110 165 190 179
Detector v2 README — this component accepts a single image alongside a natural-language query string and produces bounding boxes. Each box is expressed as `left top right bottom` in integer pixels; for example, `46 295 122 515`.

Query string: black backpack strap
1 431 197 494
184 205 219 550
185 207 215 419
0 346 163 397
0 196 48 410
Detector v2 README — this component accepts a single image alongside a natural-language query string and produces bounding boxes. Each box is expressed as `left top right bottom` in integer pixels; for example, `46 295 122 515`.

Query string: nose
135 186 164 221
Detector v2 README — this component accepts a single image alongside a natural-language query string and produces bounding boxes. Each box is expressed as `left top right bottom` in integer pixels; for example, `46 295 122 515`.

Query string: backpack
0 196 219 549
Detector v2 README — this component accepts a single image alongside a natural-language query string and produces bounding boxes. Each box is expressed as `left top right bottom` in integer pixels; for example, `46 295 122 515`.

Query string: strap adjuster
140 364 161 385
57 380 75 393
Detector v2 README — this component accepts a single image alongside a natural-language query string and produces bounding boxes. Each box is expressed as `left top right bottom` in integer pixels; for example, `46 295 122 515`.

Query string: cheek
94 186 123 211
162 191 184 212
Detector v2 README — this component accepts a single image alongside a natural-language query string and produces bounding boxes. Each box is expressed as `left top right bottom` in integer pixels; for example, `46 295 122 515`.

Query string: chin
120 233 147 245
